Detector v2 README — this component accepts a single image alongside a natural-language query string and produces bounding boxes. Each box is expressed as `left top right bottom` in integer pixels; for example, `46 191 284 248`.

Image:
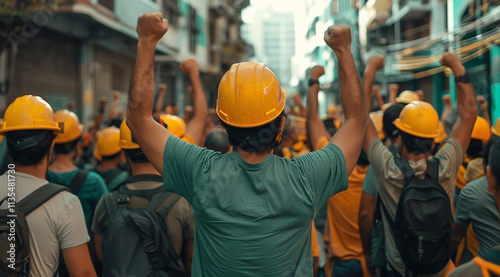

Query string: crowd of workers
1 11 500 277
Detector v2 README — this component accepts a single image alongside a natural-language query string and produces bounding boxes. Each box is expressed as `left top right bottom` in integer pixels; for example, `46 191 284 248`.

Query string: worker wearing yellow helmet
90 119 195 276
127 15 367 276
362 52 478 276
0 95 96 276
46 109 108 273
395 90 420 104
92 126 129 191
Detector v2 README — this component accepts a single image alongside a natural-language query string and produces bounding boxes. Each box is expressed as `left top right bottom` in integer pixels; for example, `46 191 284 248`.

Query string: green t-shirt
93 168 129 192
163 136 348 276
47 169 109 230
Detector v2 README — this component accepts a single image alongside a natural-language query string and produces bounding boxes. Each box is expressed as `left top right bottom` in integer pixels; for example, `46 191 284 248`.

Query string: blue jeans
331 259 363 277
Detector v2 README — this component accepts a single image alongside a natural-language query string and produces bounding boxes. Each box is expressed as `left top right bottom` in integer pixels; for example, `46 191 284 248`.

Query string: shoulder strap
425 158 439 181
69 169 89 195
104 190 120 214
17 183 70 215
105 168 123 184
154 193 182 217
118 201 163 272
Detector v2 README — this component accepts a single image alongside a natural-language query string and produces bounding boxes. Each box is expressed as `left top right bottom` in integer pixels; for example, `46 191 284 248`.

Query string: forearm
306 82 330 149
375 93 385 110
190 71 208 121
338 49 367 126
127 41 157 128
154 92 165 115
363 71 376 112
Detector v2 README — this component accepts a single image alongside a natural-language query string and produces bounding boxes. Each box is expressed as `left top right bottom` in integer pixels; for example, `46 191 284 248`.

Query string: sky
242 0 300 23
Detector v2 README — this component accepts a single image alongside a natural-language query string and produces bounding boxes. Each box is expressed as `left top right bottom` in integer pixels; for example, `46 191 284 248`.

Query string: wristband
308 78 319 86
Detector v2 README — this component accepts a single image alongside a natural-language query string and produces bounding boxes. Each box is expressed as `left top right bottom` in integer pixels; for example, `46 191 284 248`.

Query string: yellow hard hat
0 95 61 134
381 103 392 112
119 119 140 149
393 101 439 138
471 116 491 142
216 62 285 127
95 126 121 157
369 110 385 140
434 122 448 144
327 104 338 116
54 109 84 144
159 114 186 138
492 117 500 137
395 90 420 104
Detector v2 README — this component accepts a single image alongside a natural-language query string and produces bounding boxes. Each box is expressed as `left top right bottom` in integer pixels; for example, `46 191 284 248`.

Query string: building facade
0 0 249 125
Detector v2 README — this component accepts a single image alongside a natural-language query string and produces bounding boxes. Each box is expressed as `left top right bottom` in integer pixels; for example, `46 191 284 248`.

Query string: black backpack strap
118 200 163 273
153 193 181 217
69 169 89 195
425 158 439 181
17 183 70 215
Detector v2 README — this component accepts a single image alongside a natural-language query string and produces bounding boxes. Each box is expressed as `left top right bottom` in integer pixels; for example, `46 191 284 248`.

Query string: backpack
385 154 453 275
102 178 187 277
0 183 69 277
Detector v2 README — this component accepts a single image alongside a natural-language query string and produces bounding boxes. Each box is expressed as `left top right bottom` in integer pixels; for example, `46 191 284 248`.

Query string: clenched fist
180 58 199 74
137 12 168 44
310 65 325 79
366 55 385 71
324 25 351 51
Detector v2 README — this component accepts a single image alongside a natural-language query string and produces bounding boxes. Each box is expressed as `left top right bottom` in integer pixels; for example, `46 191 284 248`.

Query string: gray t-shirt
454 176 500 256
0 172 89 276
367 138 463 275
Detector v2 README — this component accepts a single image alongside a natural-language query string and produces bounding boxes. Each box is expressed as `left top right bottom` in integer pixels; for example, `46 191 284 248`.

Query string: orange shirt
325 164 368 268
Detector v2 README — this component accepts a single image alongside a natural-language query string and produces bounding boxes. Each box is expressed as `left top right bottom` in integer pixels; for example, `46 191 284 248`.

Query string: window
189 5 199 53
163 0 181 26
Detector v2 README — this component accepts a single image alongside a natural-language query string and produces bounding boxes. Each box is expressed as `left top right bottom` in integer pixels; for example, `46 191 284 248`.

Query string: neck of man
97 158 119 171
49 152 77 172
235 147 273 164
129 162 159 176
16 153 51 179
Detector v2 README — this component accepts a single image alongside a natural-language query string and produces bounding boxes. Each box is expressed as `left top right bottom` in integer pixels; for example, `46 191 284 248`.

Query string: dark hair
124 148 149 163
101 151 121 161
383 103 406 139
222 112 285 153
489 140 500 184
400 131 434 155
53 137 81 154
6 130 55 166
466 138 484 159
204 129 230 154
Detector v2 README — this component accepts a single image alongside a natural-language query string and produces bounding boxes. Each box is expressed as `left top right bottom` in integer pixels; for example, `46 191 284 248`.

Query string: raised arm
363 55 383 112
305 65 330 150
440 53 478 153
325 25 369 173
127 12 171 175
362 55 385 153
181 59 208 146
389 83 399 104
154 83 167 116
477 96 491 125
372 85 385 110
291 93 307 117
108 90 122 119
441 94 452 125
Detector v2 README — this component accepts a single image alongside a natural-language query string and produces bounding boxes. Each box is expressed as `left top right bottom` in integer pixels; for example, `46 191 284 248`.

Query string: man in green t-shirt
126 12 368 276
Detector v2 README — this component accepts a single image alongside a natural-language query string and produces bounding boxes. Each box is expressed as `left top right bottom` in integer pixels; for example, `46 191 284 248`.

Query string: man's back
91 176 195 272
163 136 349 276
367 139 463 275
0 172 89 276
